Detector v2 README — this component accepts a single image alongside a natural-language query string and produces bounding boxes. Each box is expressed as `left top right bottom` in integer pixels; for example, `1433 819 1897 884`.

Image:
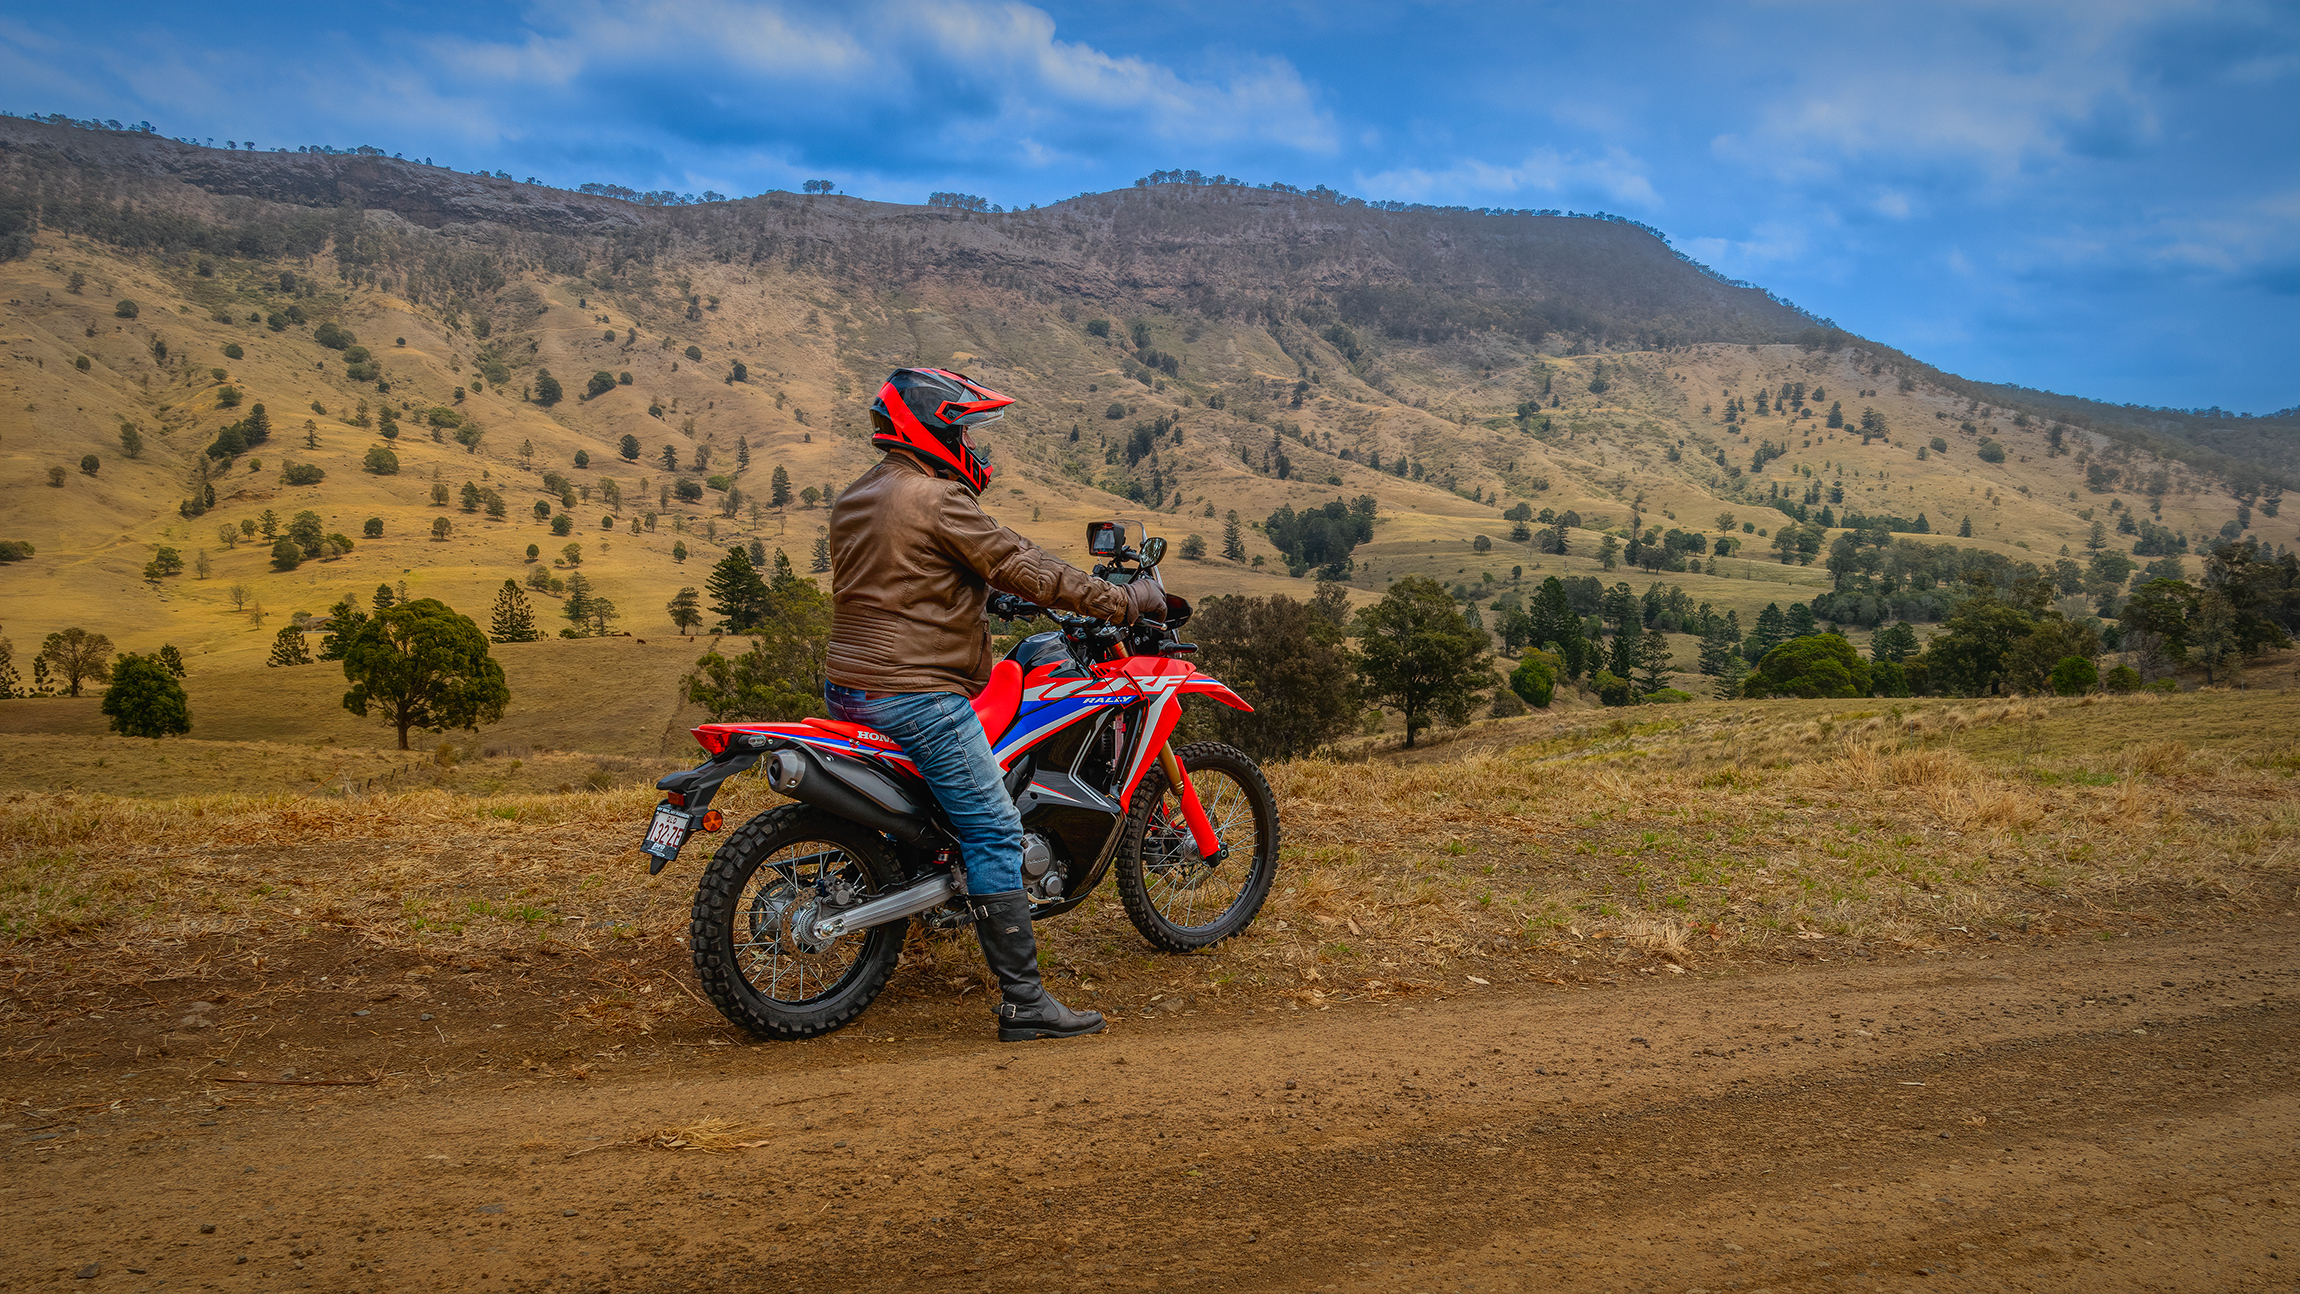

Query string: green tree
1634 630 1675 695
39 628 114 696
661 443 679 472
266 623 313 667
157 645 186 678
1743 635 1873 699
562 572 598 636
1355 575 1491 748
1183 586 1360 760
319 601 369 660
1870 620 1920 663
619 433 642 462
287 510 325 558
666 586 704 634
142 547 185 581
704 547 771 631
80 453 99 476
488 580 542 643
340 599 511 750
587 370 616 399
1915 593 2036 696
683 581 833 720
119 422 144 459
1222 510 1246 561
100 653 189 737
533 370 563 406
770 465 793 508
270 536 304 570
364 445 400 475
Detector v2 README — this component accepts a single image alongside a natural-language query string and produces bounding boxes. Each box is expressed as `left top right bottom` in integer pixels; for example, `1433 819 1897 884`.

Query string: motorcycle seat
972 658 1022 740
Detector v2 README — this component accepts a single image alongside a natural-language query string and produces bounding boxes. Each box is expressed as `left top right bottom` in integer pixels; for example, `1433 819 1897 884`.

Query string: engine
1020 831 1068 904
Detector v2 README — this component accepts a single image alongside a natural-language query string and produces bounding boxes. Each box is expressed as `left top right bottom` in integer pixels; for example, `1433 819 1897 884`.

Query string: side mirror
1139 536 1167 568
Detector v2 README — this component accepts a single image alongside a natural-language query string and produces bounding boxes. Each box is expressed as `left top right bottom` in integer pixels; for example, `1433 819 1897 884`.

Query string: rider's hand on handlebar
1121 571 1167 626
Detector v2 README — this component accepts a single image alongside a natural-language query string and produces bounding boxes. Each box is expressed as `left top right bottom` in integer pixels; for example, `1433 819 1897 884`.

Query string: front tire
689 805 904 1040
1113 742 1280 952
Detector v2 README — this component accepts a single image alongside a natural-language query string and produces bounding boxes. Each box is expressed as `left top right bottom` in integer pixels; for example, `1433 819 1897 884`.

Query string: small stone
1285 1080 1298 1090
563 1210 578 1217
75 1264 100 1279
200 1224 216 1234
419 1014 434 1021
352 1010 371 1017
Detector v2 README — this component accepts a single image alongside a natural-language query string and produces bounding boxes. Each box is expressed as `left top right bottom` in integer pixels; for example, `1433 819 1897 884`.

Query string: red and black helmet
868 367 1013 493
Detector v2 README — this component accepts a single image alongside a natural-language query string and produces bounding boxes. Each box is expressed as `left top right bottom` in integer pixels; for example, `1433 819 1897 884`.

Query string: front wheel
1113 742 1281 952
689 805 904 1040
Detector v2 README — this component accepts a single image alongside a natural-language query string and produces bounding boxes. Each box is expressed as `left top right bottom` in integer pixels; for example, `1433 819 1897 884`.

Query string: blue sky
8 0 2294 413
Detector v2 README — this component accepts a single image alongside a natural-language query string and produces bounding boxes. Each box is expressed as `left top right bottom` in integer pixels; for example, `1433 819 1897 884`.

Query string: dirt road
5 923 2295 1293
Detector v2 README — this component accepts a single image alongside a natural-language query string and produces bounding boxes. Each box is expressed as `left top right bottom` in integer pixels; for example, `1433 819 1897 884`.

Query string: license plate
642 804 689 861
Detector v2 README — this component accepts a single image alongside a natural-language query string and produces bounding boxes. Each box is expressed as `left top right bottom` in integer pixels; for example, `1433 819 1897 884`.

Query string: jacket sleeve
932 487 1134 621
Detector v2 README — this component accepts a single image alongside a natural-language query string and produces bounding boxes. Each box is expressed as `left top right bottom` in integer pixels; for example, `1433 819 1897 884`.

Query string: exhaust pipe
766 746 931 844
809 873 958 941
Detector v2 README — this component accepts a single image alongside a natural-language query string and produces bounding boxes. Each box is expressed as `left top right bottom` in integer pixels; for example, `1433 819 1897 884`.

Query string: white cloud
1357 146 1661 209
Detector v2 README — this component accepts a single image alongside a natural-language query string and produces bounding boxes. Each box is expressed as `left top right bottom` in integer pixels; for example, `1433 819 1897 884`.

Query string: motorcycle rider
826 367 1166 1041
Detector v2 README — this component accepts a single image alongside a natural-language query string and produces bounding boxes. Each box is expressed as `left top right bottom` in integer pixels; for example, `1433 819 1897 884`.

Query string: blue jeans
824 685 1022 895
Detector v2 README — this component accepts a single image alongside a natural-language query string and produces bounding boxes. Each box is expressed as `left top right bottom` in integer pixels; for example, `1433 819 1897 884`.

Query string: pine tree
319 601 368 660
1221 510 1246 561
810 531 831 573
1635 631 1674 695
666 587 703 634
619 434 641 462
373 583 398 610
562 572 596 635
1958 515 1974 538
158 644 186 678
1697 620 1736 676
1609 619 1640 680
704 548 770 631
1750 603 1788 659
265 624 312 667
770 465 792 508
489 579 542 643
737 436 751 470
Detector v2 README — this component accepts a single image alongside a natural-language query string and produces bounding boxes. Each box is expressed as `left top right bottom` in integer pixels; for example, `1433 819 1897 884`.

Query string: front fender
1180 674 1253 712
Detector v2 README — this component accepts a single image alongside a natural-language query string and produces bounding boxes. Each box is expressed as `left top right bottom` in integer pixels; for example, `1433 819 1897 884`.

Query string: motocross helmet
868 367 1012 493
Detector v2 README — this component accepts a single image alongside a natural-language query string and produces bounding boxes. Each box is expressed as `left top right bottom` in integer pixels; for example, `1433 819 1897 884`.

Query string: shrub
80 454 99 475
684 345 703 361
2050 655 2099 696
313 322 355 349
270 537 303 570
0 540 35 562
281 462 326 485
574 449 590 469
586 370 616 399
114 299 139 319
217 385 243 408
1977 439 2007 464
1508 656 1555 708
363 517 384 538
1744 634 1872 699
674 479 704 502
1644 687 1694 703
363 446 400 475
550 514 573 536
1104 402 1126 420
1592 669 1635 707
46 465 68 487
2103 664 2142 694
223 342 243 359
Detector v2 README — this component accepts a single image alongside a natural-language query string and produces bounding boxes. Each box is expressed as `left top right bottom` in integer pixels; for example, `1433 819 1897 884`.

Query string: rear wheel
1113 742 1280 952
689 805 903 1040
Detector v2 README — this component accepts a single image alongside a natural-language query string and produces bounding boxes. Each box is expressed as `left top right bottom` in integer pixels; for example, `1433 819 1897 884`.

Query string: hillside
1 117 2290 753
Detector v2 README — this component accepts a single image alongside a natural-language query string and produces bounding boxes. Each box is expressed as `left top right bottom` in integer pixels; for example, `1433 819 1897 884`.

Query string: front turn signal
700 809 724 833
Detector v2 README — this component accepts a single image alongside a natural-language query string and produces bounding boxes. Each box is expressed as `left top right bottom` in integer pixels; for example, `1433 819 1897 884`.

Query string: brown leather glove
1121 575 1168 625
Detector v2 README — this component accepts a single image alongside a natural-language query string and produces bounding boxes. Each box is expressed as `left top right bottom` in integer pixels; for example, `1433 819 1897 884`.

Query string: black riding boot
973 890 1106 1042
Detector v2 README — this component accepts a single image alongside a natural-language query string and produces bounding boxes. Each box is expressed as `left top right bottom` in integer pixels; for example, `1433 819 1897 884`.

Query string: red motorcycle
639 521 1282 1039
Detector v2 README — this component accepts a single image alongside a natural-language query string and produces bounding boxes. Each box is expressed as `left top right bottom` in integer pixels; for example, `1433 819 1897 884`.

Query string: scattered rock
74 1264 99 1280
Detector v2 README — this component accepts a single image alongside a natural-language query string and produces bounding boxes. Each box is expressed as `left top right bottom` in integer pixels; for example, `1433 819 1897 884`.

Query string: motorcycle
637 520 1282 1039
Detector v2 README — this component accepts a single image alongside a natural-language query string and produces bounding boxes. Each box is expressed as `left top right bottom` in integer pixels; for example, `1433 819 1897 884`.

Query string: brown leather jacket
827 452 1134 696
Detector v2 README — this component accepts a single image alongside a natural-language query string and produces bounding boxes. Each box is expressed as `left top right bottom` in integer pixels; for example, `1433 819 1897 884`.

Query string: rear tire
689 805 904 1040
1113 742 1280 952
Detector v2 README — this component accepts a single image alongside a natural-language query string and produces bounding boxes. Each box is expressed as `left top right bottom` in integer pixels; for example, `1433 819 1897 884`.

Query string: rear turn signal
700 810 724 833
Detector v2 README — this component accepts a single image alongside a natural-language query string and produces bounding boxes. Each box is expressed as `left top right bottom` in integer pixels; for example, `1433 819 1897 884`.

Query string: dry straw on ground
3 691 2295 1014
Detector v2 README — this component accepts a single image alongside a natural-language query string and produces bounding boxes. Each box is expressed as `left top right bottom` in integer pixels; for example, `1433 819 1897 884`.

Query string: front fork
1157 743 1223 860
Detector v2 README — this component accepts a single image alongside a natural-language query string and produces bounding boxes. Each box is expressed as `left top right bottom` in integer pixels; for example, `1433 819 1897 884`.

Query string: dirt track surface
5 924 2296 1293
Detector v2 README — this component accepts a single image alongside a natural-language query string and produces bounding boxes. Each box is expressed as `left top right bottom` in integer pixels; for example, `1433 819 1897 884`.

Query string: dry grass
2 689 2295 1012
